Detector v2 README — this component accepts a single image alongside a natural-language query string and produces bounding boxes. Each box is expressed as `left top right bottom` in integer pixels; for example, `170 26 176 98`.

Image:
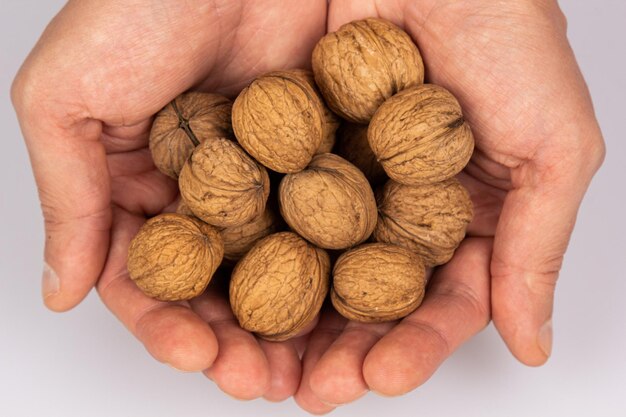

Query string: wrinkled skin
12 0 605 412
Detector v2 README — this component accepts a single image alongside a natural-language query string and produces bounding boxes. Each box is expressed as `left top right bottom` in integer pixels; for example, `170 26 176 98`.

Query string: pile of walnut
127 18 474 342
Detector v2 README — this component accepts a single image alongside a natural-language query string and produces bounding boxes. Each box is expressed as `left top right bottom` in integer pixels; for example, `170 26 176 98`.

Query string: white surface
1 1 625 416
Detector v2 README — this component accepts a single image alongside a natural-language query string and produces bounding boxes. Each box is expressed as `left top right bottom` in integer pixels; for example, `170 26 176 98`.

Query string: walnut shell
279 153 377 250
331 243 426 322
335 122 387 186
127 213 223 301
312 18 424 124
316 105 340 154
374 179 473 266
368 84 475 185
175 198 195 216
229 232 330 341
232 69 334 173
220 206 281 261
179 138 270 228
149 92 232 179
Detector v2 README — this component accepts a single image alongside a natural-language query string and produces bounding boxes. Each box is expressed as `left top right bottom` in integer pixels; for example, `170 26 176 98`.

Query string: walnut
335 122 387 186
232 69 335 173
179 138 270 228
368 84 475 185
220 206 281 262
175 198 194 216
316 104 340 154
331 243 426 322
312 18 424 124
127 213 223 301
229 232 330 341
149 92 232 179
279 153 377 250
374 178 473 266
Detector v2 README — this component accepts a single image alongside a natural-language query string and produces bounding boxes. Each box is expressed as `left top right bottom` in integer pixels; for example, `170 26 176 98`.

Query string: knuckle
403 318 450 357
550 1 568 32
11 63 48 119
525 271 558 298
10 67 29 111
438 281 491 328
42 202 112 234
588 136 606 172
452 283 491 326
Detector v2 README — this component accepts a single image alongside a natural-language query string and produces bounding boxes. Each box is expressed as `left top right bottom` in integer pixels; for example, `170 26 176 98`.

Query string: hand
295 0 605 412
11 0 327 401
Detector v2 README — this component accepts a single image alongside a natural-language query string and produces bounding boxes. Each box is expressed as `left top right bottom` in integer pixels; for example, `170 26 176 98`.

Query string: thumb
492 139 604 366
12 74 111 312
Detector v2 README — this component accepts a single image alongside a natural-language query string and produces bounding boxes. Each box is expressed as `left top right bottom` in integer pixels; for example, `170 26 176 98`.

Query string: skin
12 0 605 411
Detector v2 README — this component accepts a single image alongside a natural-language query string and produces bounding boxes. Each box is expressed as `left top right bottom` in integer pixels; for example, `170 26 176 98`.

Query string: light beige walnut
368 84 475 185
149 92 232 179
335 122 387 186
331 243 426 322
312 18 424 124
374 178 473 266
229 232 330 341
279 153 377 250
220 206 281 261
232 69 337 173
127 213 223 301
179 138 270 228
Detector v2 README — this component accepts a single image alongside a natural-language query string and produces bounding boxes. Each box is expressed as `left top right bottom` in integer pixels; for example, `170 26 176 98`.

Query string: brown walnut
279 153 377 250
312 18 424 124
335 122 387 186
229 232 330 341
331 243 426 322
149 92 232 179
316 104 340 154
179 138 270 228
175 198 195 216
127 213 223 301
368 84 475 185
232 69 336 173
374 178 473 266
220 206 281 261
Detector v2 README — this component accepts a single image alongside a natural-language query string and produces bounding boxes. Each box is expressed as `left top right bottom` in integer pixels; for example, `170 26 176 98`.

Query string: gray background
1 1 624 416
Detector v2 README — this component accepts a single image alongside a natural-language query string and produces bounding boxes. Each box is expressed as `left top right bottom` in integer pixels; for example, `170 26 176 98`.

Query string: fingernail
42 261 60 299
538 318 553 358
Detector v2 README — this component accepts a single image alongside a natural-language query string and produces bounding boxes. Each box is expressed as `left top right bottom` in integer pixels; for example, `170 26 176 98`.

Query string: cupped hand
12 0 327 401
295 0 605 412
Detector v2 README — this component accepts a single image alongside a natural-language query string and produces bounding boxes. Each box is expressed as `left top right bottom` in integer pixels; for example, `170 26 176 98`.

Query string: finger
492 146 604 366
190 291 271 401
363 238 492 396
108 149 178 215
258 339 301 402
97 207 218 371
11 88 111 312
257 313 320 402
308 320 394 406
101 120 152 154
294 305 347 414
456 171 505 237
